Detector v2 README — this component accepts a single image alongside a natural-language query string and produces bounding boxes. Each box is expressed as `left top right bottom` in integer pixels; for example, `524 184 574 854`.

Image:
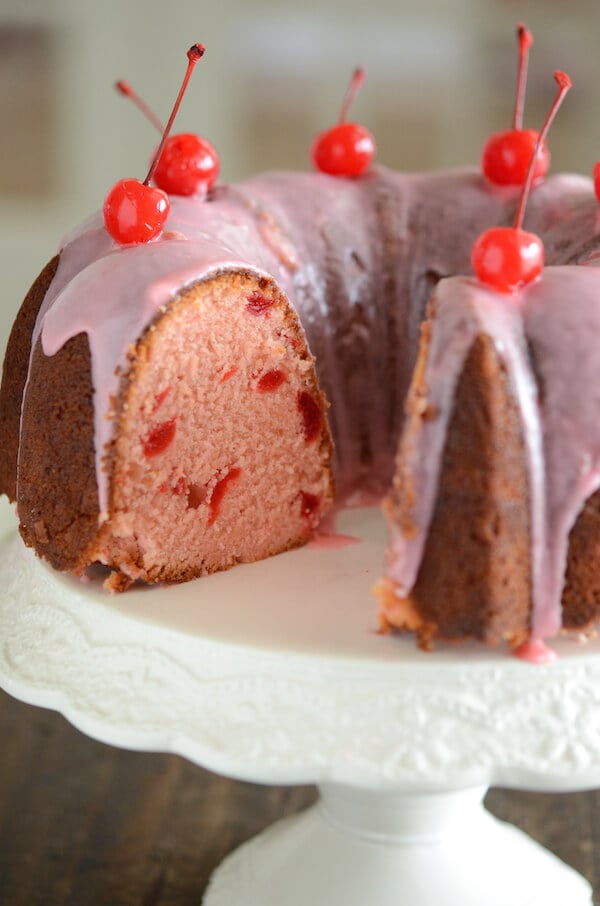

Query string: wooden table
0 688 598 905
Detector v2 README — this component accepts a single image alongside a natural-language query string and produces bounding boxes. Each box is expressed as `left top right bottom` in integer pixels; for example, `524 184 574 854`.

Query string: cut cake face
14 269 333 590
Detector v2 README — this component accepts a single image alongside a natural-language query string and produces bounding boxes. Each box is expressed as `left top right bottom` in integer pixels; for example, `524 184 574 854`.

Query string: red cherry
208 467 242 526
104 178 169 245
481 24 549 187
116 74 219 197
297 391 322 443
153 133 219 196
471 227 544 293
482 128 549 187
593 161 600 201
256 368 286 393
311 67 375 178
104 43 205 244
312 123 375 177
299 491 320 527
141 418 177 457
246 292 275 315
473 70 572 292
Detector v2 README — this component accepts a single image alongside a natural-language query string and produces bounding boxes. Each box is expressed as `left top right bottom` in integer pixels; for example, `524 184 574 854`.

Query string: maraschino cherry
104 43 206 245
472 70 572 293
593 161 600 201
481 24 550 187
116 76 219 197
311 68 376 177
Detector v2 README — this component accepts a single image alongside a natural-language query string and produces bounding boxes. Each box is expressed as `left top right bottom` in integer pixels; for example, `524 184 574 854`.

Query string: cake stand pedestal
0 504 598 905
204 785 589 906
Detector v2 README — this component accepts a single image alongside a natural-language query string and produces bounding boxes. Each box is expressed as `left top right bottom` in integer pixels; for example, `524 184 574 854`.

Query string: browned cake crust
0 256 60 501
562 488 600 632
382 330 532 648
18 329 100 573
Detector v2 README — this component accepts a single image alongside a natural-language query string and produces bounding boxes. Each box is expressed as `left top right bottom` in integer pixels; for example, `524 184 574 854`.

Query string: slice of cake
378 265 600 649
3 258 333 590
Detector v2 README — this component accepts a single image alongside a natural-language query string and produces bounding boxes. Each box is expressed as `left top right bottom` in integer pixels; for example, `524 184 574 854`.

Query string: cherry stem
513 23 533 131
116 79 164 135
143 42 205 187
339 67 366 123
514 70 571 231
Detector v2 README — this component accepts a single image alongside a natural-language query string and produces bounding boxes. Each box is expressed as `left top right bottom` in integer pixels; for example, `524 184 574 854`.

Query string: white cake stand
0 501 598 905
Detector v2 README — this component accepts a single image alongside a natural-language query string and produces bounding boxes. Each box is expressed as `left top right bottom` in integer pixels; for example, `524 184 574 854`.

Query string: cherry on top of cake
104 42 219 246
116 77 219 198
592 161 600 201
311 67 376 178
481 23 551 188
472 69 572 293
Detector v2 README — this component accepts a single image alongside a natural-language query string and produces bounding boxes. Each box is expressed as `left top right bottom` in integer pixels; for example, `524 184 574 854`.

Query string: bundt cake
3 35 600 654
1 167 600 602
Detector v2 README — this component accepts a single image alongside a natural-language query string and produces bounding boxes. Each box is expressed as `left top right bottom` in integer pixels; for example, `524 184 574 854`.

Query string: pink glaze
305 501 361 548
514 639 557 664
306 494 383 549
307 531 360 550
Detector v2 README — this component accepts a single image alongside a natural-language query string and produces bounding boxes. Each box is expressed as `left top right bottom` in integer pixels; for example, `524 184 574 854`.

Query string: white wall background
2 0 600 358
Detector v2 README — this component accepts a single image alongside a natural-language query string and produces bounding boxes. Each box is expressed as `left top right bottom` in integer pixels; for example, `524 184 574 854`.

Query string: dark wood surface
0 686 598 905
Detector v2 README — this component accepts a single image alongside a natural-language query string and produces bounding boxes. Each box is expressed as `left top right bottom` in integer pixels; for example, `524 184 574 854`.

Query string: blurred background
1 0 600 357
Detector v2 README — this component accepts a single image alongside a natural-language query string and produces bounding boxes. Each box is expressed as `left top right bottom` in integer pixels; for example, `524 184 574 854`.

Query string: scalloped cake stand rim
2 503 600 793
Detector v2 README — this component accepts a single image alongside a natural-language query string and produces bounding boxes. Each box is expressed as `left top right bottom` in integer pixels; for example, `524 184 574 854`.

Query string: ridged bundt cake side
0 255 60 502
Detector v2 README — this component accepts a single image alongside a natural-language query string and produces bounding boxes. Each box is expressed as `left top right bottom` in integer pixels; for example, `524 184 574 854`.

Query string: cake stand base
204 785 592 906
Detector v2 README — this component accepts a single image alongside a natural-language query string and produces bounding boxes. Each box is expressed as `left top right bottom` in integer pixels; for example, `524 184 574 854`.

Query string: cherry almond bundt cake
2 35 600 655
377 266 600 651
